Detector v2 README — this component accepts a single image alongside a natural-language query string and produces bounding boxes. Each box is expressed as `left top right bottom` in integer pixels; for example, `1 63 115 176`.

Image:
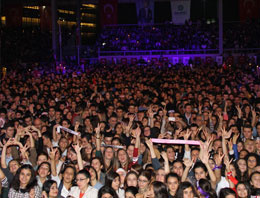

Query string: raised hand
184 129 192 140
183 158 193 168
200 151 210 164
161 151 168 161
72 142 82 154
145 139 154 149
49 147 57 160
222 127 232 139
95 123 101 137
215 153 225 166
224 157 233 172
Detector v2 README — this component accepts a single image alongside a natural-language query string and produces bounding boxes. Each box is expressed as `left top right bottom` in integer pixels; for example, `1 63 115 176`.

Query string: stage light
102 43 106 46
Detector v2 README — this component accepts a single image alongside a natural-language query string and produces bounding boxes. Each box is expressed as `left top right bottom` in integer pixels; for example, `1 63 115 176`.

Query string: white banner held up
171 0 191 24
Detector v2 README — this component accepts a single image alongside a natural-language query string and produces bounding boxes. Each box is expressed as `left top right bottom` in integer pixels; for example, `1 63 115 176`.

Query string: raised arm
200 142 217 189
145 139 160 170
181 158 194 182
1 139 15 168
73 142 83 170
214 152 224 183
161 151 170 174
49 147 58 176
52 124 60 143
95 123 101 152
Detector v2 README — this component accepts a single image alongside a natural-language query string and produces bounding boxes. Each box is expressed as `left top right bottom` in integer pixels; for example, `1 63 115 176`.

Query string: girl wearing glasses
68 169 98 198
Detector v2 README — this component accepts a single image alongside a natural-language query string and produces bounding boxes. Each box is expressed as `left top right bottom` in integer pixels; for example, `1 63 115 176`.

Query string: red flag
239 0 260 21
40 6 52 31
5 4 22 27
100 0 118 27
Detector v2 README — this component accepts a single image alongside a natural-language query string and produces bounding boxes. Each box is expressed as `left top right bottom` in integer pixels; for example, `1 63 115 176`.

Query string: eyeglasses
138 179 148 183
76 178 87 182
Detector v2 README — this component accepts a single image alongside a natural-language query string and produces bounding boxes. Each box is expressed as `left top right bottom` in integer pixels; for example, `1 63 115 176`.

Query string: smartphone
168 117 176 122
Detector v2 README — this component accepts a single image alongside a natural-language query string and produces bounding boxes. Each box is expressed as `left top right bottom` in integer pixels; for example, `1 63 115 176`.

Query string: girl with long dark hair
8 164 41 198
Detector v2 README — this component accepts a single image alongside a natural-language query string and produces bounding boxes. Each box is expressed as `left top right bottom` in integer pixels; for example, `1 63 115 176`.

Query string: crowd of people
0 61 260 198
97 21 218 51
97 20 260 52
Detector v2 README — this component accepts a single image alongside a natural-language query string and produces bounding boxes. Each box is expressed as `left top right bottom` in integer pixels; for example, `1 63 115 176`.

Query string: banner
136 0 154 25
239 0 260 21
100 0 118 27
170 0 191 24
5 4 23 27
40 6 52 30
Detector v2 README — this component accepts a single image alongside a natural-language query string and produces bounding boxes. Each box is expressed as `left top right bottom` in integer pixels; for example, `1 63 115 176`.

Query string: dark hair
77 169 91 185
60 165 77 183
175 181 198 198
138 170 152 182
193 161 208 176
42 180 57 195
250 171 260 187
236 181 251 198
98 186 119 198
151 181 168 198
124 171 138 189
197 179 217 198
85 165 98 180
37 152 48 161
10 164 37 192
125 186 138 196
219 188 236 198
37 162 51 179
165 172 180 183
105 171 120 188
245 153 260 167
234 158 249 182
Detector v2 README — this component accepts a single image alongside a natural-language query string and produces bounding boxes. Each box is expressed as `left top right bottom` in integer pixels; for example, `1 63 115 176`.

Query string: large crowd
97 21 218 51
0 61 259 198
97 20 260 52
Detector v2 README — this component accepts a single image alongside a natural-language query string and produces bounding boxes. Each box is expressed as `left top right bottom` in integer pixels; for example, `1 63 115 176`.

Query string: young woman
98 186 119 198
91 157 105 185
58 165 76 198
250 171 260 189
36 161 59 188
245 153 260 176
236 181 251 198
42 180 59 198
68 169 98 198
137 170 152 196
8 164 41 198
166 172 180 198
235 158 249 182
102 147 116 173
125 186 138 198
144 181 168 198
124 171 138 189
175 181 198 198
105 171 124 198
85 165 103 190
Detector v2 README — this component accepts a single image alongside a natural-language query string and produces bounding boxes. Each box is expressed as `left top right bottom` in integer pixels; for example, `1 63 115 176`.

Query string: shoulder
88 185 98 193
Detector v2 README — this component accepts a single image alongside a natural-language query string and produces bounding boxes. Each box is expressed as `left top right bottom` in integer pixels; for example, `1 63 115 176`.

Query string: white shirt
68 186 98 198
216 176 229 195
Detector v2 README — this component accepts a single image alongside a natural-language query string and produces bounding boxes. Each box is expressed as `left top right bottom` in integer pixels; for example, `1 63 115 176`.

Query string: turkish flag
100 0 118 27
239 0 260 21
